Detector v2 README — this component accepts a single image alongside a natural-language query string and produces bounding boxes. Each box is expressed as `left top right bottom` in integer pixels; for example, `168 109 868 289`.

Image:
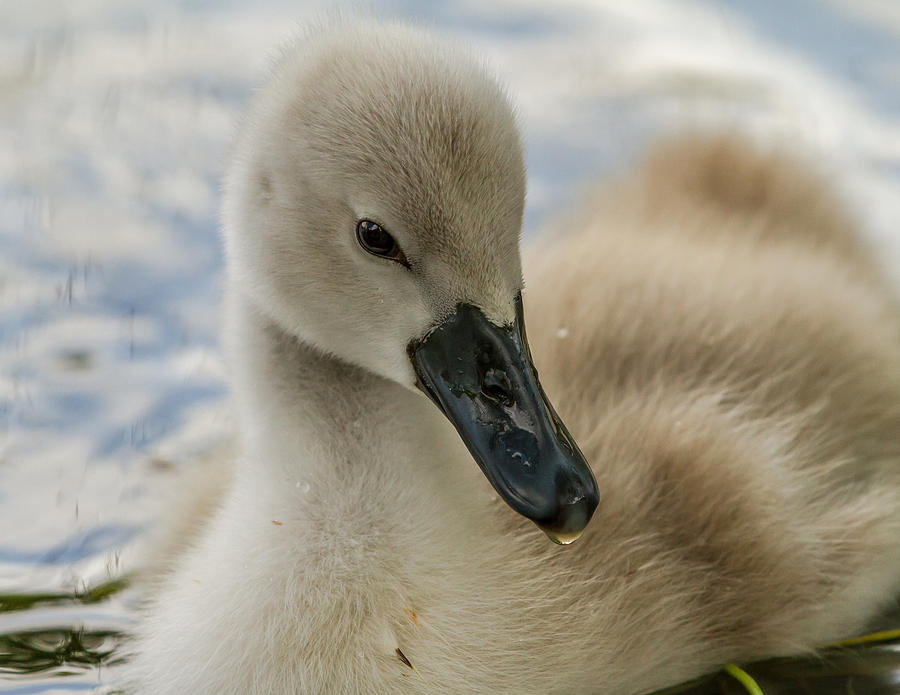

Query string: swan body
129 19 900 695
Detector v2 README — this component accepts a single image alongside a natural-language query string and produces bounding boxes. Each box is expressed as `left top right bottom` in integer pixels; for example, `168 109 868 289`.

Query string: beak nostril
481 368 514 406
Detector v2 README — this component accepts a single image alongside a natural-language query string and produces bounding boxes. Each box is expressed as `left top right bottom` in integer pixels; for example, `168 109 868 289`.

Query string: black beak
408 294 598 544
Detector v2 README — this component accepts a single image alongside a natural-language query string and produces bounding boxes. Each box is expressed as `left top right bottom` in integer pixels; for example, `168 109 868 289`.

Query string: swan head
224 20 598 543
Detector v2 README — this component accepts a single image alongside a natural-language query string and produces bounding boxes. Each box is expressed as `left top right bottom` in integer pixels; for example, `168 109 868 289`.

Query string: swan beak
408 294 599 544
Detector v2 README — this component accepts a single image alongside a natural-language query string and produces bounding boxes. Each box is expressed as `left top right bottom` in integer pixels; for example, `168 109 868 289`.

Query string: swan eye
356 219 408 266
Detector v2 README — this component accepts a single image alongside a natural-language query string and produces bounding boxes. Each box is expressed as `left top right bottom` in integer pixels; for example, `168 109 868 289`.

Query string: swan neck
223 287 444 483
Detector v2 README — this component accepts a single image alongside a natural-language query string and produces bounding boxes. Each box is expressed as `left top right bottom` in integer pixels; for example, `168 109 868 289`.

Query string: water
1 1 899 692
0 581 130 693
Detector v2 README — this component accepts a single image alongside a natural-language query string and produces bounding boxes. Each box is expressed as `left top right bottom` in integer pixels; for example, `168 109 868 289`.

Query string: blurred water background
1 0 899 692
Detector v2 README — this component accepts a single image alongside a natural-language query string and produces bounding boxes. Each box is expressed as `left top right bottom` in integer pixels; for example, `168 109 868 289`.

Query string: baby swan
129 19 900 695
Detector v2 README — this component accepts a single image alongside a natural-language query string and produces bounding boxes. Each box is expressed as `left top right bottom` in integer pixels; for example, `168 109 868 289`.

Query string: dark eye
356 219 409 267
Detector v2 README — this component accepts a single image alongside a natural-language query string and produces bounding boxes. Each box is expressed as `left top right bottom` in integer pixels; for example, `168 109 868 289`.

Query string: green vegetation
654 634 900 695
0 577 129 613
0 627 126 677
0 578 130 679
